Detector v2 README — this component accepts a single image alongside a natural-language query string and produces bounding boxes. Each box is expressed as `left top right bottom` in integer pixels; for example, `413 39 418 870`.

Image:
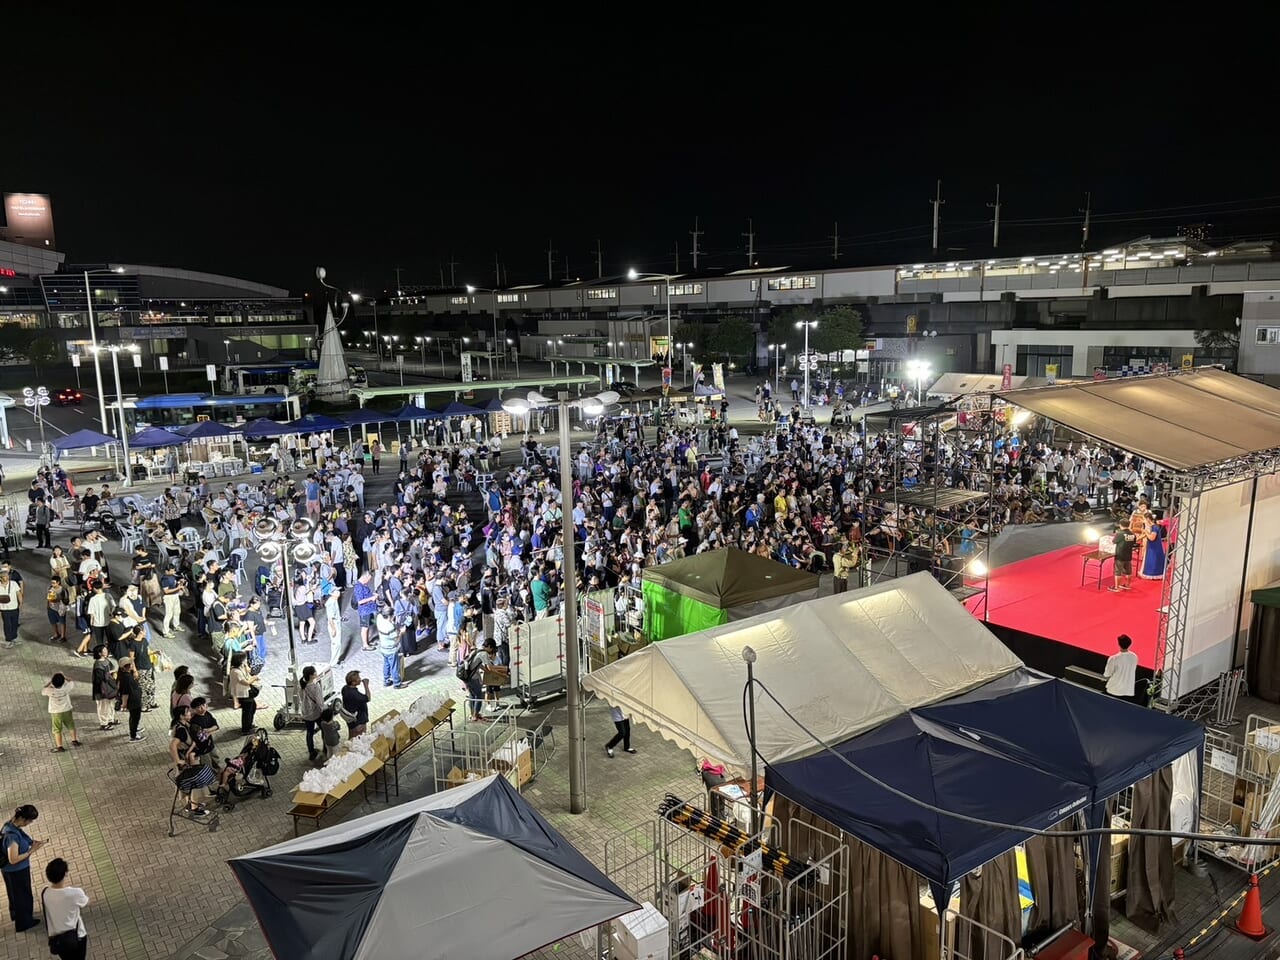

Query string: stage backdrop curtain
1126 767 1177 933
1247 600 1280 702
772 796 922 960
1024 819 1079 933
959 851 1021 959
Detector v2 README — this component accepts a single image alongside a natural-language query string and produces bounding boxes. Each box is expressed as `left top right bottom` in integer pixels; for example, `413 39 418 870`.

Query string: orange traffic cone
1235 873 1269 940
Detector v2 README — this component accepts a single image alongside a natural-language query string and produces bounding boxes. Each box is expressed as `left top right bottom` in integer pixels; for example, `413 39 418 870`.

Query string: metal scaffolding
860 400 997 612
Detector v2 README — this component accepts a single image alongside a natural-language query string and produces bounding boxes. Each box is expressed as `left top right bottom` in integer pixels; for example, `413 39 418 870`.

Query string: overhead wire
743 676 1280 846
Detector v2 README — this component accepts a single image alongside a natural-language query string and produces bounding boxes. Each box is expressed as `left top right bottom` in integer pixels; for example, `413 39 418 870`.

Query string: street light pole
107 345 134 487
507 339 520 378
558 391 586 814
83 270 110 435
795 321 817 407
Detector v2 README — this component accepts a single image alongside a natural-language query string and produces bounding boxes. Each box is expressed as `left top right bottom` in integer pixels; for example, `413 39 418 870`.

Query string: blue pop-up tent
52 428 117 453
130 427 187 449
173 421 237 439
438 400 483 417
765 711 1091 900
394 403 437 422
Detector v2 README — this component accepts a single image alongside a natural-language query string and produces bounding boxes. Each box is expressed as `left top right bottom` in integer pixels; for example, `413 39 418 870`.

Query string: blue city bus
126 392 302 430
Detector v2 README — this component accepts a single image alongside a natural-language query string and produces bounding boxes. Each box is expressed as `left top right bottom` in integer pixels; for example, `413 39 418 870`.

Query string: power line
745 676 1280 846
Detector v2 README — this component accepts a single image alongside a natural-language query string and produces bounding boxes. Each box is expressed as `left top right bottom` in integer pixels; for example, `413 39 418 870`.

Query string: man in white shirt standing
1104 634 1140 702
42 857 89 959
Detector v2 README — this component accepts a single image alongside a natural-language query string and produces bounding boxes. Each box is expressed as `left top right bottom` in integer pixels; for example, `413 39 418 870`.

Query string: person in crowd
41 673 80 753
160 563 183 638
91 645 118 731
2 804 44 932
1110 521 1137 593
376 603 402 688
117 656 146 743
170 672 195 722
1104 634 1140 702
0 568 20 647
46 575 70 644
299 665 326 763
229 651 261 735
42 857 89 960
341 670 371 737
605 705 637 758
169 707 214 818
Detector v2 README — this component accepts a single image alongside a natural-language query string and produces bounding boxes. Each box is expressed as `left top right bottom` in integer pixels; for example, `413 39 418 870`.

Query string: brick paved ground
0 387 1276 960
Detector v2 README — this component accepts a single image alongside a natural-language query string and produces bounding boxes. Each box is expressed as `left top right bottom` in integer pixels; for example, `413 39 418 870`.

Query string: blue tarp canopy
173 421 237 439
129 427 188 449
241 418 299 438
914 669 1204 801
766 712 1091 891
289 413 345 431
135 393 291 409
394 403 438 422
338 408 396 425
52 429 117 452
438 400 483 416
478 396 507 413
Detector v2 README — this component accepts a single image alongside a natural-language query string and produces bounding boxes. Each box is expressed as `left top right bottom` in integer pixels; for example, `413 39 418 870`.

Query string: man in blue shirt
353 572 377 650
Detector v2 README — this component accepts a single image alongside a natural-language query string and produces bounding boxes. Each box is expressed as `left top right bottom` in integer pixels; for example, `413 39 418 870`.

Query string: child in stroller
255 565 284 619
213 728 281 808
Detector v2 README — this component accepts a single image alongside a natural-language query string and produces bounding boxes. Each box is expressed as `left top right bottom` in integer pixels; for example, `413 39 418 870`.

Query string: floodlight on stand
1084 527 1100 543
502 397 531 416
967 559 988 577
527 391 551 407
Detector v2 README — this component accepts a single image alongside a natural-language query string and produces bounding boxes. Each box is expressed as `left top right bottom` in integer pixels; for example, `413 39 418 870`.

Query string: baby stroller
256 565 284 619
213 728 280 810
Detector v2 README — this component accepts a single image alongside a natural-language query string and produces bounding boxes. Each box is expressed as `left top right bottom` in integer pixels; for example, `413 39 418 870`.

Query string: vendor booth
230 775 636 960
641 549 820 642
584 574 1204 960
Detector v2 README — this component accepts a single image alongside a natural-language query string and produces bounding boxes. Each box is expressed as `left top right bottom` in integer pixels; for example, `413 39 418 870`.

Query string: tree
1194 327 1239 353
27 337 59 377
709 316 755 358
811 305 864 357
767 307 814 349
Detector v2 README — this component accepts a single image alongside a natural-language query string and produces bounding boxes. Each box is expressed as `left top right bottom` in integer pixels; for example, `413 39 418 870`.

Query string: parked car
54 387 83 406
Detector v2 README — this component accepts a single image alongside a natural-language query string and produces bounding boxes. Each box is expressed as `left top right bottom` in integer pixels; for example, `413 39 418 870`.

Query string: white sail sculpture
313 303 350 402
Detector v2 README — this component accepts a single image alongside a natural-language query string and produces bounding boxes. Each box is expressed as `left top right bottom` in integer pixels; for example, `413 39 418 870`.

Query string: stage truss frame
861 398 998 612
994 377 1280 711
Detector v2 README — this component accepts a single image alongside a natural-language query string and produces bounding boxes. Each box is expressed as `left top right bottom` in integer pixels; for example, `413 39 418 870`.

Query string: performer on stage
1139 511 1168 580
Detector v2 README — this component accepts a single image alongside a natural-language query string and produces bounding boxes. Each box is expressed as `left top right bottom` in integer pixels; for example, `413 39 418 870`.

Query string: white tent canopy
582 573 1022 770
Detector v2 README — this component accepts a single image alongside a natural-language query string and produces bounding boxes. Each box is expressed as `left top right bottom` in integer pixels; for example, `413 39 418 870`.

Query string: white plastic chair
119 524 143 554
230 548 249 586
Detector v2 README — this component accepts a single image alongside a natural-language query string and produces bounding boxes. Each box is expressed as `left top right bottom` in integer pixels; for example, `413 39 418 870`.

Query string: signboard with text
2 193 55 248
1182 353 1195 369
1045 364 1057 384
460 352 473 382
1001 363 1012 391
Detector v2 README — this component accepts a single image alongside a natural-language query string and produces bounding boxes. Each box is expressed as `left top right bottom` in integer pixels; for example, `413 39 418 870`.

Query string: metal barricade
1199 713 1280 872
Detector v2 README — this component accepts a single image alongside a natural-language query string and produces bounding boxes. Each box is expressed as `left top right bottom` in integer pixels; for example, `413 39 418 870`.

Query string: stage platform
966 541 1164 670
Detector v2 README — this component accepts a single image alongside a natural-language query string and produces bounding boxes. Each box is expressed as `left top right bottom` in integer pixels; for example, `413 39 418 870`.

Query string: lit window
667 283 703 297
767 276 817 291
450 296 469 305
496 294 519 303
1257 326 1280 344
586 288 617 300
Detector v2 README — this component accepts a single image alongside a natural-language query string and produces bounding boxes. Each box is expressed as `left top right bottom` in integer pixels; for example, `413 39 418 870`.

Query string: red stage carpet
967 544 1163 668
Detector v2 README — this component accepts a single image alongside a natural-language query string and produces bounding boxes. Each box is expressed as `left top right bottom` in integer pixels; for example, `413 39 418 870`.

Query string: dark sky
5 10 1277 297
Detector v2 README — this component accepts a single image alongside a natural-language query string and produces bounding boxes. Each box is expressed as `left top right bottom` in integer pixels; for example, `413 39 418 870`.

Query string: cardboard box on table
292 769 365 808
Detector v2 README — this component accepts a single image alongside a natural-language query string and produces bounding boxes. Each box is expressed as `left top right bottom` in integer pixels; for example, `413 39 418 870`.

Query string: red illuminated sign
0 268 15 278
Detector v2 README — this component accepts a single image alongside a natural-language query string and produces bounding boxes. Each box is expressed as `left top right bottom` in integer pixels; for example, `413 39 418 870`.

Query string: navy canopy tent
478 396 507 413
394 403 437 422
230 775 635 960
289 413 345 431
438 400 482 416
337 408 394 425
173 421 236 439
129 427 187 449
915 669 1204 803
241 418 298 438
765 712 1090 897
52 429 117 452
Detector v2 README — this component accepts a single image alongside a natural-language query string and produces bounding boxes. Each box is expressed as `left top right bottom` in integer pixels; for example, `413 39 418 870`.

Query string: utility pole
988 184 1002 249
743 218 755 266
494 253 501 288
830 221 840 260
438 264 445 287
594 239 603 279
447 254 459 288
1080 191 1092 250
930 180 945 255
673 241 680 273
546 240 556 281
563 254 570 282
690 216 703 271
394 266 403 296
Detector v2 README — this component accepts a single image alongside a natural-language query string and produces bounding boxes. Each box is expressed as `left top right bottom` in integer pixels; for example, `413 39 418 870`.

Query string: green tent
1249 579 1280 703
642 549 821 642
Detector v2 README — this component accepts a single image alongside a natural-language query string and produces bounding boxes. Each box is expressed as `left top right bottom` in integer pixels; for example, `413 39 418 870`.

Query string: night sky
5 11 1276 298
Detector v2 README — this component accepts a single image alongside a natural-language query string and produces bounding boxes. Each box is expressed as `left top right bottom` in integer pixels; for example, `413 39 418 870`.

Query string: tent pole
1232 475 1260 671
560 392 586 814
743 646 760 834
1078 807 1093 936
